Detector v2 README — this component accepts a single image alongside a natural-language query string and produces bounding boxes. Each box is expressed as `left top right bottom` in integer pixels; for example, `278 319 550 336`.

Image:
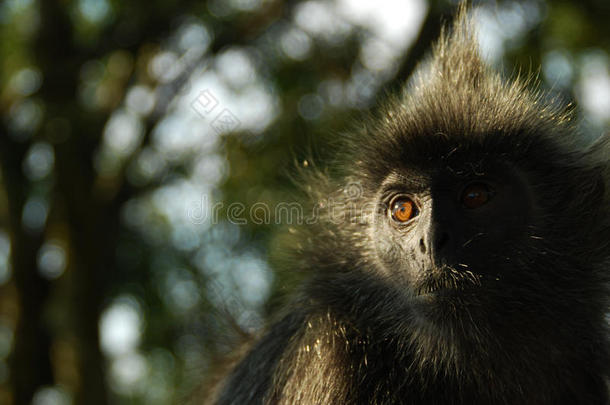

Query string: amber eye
390 197 419 223
461 182 494 209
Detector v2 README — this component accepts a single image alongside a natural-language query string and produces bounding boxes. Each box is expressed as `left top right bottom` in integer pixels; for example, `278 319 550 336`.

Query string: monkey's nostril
436 232 450 252
419 238 426 254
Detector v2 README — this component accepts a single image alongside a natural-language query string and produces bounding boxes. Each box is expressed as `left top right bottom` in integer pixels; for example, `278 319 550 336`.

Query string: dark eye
461 182 494 209
389 196 419 223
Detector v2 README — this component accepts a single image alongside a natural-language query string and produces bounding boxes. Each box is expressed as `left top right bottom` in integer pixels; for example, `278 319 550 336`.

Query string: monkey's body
217 305 608 404
210 9 610 405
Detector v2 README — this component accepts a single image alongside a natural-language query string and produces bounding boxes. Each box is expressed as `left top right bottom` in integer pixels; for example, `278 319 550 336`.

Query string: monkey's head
303 12 609 338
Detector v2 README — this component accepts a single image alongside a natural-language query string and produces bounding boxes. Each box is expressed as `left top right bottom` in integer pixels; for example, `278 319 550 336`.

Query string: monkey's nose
435 231 450 253
419 238 426 254
422 229 454 262
419 231 450 254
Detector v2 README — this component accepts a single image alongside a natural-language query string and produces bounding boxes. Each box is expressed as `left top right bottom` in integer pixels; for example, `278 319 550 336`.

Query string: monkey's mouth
413 267 482 298
415 280 453 296
414 282 461 298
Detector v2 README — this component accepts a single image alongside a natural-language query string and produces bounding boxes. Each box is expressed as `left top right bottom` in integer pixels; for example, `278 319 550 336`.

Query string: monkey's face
371 154 535 310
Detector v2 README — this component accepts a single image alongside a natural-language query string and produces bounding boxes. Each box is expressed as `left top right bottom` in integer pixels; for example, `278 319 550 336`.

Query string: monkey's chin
408 288 483 329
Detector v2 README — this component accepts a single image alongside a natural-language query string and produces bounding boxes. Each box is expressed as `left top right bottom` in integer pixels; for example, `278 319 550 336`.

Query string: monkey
207 8 610 405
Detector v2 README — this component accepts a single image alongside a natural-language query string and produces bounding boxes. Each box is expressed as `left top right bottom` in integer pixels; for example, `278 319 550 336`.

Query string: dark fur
209 10 610 405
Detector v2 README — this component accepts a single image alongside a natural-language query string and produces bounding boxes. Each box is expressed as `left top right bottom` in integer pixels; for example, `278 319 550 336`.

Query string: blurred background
0 0 608 404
